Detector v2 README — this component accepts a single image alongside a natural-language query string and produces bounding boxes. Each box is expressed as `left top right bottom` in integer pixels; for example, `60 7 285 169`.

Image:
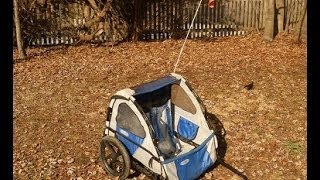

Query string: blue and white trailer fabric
105 73 218 180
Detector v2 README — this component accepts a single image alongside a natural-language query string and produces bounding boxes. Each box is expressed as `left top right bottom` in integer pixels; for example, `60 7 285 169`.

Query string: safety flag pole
173 0 215 73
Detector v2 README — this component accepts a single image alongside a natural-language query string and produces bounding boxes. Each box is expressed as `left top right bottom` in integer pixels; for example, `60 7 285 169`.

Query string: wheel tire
99 136 131 180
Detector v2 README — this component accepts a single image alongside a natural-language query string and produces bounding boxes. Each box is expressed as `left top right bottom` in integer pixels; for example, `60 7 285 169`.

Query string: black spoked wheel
99 136 131 180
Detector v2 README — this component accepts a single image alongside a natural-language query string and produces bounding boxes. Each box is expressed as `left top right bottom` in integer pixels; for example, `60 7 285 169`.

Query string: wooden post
199 1 203 37
253 0 257 30
166 0 169 37
259 0 263 30
248 0 252 28
239 0 244 28
153 1 157 39
244 0 248 29
235 0 239 27
189 1 194 38
232 0 236 34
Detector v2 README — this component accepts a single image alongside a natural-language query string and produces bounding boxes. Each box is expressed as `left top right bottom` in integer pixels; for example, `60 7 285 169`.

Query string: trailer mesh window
116 103 146 138
171 84 197 114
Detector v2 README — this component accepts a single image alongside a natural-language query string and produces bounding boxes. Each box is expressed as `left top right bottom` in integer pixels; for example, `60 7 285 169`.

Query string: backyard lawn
13 33 306 179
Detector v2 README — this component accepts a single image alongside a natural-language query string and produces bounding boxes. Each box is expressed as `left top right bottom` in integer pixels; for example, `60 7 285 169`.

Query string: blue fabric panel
162 134 214 164
174 140 214 180
148 107 164 140
165 105 174 137
177 117 199 140
116 127 144 155
133 76 178 95
163 103 180 153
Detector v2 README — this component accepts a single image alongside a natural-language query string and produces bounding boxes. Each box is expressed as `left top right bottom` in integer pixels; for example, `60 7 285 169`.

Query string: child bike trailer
99 73 218 180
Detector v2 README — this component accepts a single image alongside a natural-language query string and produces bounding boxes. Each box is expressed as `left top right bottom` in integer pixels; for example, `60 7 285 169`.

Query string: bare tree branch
86 0 99 10
83 0 112 28
78 0 113 41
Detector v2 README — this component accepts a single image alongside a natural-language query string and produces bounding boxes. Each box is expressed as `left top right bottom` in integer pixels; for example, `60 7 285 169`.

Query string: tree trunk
263 0 276 41
14 0 27 59
275 0 285 32
295 0 307 41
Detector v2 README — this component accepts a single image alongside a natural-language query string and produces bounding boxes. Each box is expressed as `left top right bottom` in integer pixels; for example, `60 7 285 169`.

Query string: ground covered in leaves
13 33 306 180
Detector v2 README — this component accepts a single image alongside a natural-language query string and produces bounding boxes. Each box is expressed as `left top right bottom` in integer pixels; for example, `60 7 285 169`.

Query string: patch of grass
284 141 302 154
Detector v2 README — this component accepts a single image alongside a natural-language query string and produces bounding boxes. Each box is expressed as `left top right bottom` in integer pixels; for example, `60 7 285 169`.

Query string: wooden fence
140 0 264 40
139 0 305 40
285 0 305 30
20 0 306 45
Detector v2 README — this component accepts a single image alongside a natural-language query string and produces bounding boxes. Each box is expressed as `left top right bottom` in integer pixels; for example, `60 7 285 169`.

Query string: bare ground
13 33 307 180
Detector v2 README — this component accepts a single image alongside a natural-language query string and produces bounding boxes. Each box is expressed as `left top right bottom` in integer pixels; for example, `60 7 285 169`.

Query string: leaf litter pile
13 33 306 180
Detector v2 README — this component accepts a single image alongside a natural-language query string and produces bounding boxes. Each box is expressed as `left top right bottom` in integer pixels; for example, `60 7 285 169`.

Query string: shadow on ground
128 112 248 179
202 112 248 180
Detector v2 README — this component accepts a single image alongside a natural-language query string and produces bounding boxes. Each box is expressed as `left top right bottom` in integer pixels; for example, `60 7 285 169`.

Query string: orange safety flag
208 0 215 8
